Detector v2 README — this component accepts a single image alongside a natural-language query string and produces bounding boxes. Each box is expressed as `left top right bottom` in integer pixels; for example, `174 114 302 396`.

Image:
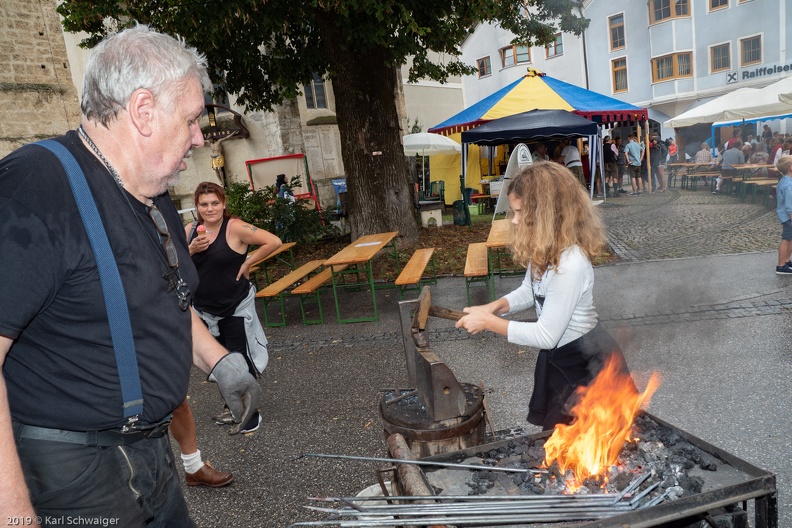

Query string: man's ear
128 88 156 137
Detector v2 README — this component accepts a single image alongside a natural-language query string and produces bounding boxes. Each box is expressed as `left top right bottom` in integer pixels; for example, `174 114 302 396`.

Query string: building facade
458 0 791 145
2 0 464 211
0 0 82 158
459 20 587 111
584 0 791 140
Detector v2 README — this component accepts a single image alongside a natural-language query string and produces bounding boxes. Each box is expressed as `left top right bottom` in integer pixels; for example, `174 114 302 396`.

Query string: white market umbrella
776 76 792 105
403 133 461 190
667 76 792 128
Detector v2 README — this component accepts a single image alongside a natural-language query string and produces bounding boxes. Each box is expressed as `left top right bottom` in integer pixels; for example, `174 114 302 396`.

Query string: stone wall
0 0 81 158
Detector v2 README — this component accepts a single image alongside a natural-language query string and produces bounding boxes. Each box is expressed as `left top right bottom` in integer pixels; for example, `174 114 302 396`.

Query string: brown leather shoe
185 461 234 487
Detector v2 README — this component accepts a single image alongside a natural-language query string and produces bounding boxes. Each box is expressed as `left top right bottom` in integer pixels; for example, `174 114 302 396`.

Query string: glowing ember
543 353 661 488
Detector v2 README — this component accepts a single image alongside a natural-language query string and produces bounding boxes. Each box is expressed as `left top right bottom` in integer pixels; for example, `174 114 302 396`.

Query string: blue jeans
13 425 195 528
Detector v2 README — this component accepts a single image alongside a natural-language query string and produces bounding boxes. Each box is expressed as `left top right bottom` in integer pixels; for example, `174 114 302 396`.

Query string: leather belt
13 420 171 447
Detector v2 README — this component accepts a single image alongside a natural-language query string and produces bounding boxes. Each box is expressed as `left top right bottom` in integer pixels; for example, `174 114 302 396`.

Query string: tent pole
642 123 652 194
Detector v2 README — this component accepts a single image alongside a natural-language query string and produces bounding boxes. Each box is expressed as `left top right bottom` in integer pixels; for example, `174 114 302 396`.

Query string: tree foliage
58 0 587 112
58 0 588 242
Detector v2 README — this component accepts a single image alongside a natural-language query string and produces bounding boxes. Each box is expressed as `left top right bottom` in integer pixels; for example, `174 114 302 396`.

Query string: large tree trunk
317 12 420 245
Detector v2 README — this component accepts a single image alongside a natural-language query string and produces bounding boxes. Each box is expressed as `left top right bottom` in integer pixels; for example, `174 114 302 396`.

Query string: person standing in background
773 156 792 275
614 136 628 194
625 134 644 195
187 181 282 434
602 136 619 197
559 138 585 188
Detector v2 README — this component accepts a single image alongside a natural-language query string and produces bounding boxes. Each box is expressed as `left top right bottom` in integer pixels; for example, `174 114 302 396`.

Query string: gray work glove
208 353 261 435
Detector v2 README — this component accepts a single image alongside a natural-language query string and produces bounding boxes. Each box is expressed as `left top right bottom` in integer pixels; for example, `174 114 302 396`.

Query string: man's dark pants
13 424 195 527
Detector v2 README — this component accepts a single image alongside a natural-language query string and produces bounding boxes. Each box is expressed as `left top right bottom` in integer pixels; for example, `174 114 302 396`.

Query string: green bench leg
260 294 287 328
297 291 325 325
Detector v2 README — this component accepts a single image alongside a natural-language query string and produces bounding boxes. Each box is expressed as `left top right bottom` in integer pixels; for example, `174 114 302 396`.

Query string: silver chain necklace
78 125 124 189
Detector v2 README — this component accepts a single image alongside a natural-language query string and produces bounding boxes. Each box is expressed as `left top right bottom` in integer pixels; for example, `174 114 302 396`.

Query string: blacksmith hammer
411 287 466 348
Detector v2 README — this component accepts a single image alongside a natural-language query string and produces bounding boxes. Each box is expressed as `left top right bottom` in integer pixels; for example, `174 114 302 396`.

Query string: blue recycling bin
331 178 347 212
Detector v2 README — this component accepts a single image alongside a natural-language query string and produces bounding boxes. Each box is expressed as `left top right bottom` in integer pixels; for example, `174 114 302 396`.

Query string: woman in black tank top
186 181 282 434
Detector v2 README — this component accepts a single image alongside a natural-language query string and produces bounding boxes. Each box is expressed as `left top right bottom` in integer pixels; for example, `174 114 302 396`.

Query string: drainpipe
578 1 589 89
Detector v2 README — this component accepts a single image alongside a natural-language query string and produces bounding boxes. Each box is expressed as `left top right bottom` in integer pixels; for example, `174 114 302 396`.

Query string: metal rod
287 509 627 527
384 390 417 404
297 453 547 474
306 503 638 515
640 487 671 508
614 471 651 502
310 496 628 509
307 498 638 511
310 492 617 502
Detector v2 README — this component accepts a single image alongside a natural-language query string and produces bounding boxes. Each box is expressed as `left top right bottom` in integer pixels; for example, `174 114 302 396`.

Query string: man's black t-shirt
0 131 198 430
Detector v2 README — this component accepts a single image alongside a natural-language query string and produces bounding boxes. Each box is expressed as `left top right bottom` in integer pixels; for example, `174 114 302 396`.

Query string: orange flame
543 354 660 487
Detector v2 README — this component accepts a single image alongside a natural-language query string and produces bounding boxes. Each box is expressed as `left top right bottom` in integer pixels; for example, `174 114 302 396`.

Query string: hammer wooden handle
428 305 466 321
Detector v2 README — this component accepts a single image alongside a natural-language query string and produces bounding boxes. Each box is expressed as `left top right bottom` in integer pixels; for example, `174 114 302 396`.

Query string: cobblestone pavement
180 186 792 528
600 185 779 261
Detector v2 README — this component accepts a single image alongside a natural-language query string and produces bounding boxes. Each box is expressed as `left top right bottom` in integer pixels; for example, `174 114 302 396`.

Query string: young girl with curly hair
456 161 634 430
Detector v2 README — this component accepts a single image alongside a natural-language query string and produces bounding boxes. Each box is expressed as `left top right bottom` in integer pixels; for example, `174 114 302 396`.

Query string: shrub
224 179 336 244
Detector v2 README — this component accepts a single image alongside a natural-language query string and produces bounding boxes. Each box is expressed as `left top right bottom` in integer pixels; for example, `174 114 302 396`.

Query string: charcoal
678 475 705 494
442 415 726 504
669 454 695 469
697 452 719 471
611 471 633 491
530 483 546 494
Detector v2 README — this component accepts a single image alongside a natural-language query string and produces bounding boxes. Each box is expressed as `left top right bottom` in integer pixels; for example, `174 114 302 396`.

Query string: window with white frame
545 34 563 58
612 58 628 93
709 0 728 10
609 14 625 51
304 73 327 109
500 45 530 68
740 35 761 66
477 56 492 77
710 43 731 72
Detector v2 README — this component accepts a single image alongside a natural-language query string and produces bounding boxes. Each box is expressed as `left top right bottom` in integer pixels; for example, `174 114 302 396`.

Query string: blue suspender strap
36 140 144 420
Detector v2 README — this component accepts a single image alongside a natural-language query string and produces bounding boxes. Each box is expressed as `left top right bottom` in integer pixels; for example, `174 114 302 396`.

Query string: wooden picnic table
666 163 718 190
248 241 297 286
483 219 523 300
324 231 399 323
485 218 512 249
731 164 778 178
730 164 779 202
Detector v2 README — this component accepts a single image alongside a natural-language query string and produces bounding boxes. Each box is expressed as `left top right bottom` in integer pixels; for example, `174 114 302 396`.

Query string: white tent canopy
666 76 792 128
777 76 792 105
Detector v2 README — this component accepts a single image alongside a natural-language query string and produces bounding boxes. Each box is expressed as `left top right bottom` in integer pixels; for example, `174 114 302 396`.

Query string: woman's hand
455 298 511 337
236 261 251 281
188 234 210 256
455 307 496 335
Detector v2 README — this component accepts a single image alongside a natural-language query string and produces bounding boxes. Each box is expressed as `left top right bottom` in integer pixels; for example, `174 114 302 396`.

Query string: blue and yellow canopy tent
427 69 648 202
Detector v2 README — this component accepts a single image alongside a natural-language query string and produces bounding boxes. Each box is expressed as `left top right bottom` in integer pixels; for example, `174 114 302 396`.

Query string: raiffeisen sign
727 63 792 83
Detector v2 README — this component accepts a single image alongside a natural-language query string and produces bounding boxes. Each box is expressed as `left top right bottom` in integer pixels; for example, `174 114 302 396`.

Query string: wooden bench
248 241 297 288
464 242 493 305
683 171 719 191
255 260 324 327
394 248 436 299
291 264 348 324
744 179 778 204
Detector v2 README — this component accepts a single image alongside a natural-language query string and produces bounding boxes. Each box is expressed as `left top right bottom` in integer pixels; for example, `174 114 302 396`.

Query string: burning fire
543 354 660 488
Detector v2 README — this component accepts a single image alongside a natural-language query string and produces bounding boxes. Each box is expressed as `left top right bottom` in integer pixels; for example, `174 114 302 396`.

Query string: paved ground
176 185 791 527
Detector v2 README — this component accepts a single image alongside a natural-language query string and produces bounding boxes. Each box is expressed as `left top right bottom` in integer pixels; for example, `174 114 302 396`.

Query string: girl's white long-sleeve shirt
502 245 598 349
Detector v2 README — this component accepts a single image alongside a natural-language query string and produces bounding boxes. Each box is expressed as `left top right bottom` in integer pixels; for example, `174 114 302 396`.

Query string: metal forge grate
378 412 777 528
